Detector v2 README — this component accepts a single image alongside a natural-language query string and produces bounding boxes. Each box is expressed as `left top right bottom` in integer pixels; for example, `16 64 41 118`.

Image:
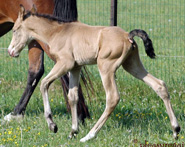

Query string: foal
8 6 180 142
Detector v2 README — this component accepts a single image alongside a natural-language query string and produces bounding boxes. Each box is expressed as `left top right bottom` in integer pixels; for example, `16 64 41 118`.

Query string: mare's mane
53 0 78 21
23 0 78 23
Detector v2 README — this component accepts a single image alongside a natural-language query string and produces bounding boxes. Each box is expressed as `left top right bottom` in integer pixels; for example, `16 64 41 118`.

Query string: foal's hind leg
122 49 180 139
40 60 74 133
68 67 81 138
80 62 120 142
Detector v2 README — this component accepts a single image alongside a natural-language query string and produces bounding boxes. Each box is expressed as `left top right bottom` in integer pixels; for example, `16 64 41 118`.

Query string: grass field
0 0 185 146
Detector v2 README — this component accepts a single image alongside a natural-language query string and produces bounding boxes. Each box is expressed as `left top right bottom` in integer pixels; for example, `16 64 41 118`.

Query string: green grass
0 0 185 146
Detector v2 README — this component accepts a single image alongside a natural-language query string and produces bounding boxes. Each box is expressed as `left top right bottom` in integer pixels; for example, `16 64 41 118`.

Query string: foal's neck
25 16 61 44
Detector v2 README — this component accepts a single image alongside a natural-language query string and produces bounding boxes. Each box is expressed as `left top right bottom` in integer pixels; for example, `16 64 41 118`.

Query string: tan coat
8 6 180 142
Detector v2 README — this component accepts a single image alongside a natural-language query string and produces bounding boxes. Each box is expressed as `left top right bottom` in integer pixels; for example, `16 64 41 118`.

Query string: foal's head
8 5 34 57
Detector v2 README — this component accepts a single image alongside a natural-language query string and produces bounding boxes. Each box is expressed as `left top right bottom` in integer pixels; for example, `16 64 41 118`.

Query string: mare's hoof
4 113 23 122
49 123 58 133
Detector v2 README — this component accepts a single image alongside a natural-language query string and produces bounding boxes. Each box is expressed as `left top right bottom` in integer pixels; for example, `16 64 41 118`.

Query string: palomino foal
8 6 180 142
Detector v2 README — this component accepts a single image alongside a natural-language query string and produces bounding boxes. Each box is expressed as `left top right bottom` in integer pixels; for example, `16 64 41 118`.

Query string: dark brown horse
0 0 90 122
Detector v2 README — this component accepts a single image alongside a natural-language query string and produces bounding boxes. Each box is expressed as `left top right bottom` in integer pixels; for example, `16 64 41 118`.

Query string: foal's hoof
68 130 78 139
49 123 58 133
173 126 181 140
80 133 96 142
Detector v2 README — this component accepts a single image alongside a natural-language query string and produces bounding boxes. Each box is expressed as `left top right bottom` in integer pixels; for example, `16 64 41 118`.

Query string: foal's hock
8 6 180 142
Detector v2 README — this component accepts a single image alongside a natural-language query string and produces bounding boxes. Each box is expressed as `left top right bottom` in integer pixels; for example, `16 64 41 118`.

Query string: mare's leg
80 60 120 142
40 59 74 133
122 48 180 139
68 67 81 138
4 40 44 121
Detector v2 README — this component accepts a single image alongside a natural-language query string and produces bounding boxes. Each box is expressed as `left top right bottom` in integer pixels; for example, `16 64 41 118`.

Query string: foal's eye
13 29 17 33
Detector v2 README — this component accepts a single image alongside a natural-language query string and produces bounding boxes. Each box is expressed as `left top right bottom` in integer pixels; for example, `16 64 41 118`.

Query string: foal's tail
128 29 156 59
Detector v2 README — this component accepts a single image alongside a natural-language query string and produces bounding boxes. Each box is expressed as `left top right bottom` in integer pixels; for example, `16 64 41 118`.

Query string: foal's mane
23 12 75 23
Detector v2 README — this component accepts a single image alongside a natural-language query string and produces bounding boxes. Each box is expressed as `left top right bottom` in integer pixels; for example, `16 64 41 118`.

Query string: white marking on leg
4 113 12 121
72 124 77 131
4 113 23 122
32 79 36 86
128 38 133 43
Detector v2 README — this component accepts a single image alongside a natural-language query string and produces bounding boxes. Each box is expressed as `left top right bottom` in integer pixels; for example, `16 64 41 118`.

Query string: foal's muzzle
8 46 19 57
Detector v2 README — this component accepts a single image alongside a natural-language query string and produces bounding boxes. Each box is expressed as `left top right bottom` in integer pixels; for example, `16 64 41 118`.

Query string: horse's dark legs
13 41 44 115
4 40 44 121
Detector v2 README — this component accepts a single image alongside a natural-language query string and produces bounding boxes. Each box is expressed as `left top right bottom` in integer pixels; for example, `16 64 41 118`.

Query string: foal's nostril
11 50 14 57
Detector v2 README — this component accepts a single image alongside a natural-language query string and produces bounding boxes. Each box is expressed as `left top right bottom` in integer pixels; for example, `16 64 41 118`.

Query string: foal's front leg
68 67 81 138
40 60 74 133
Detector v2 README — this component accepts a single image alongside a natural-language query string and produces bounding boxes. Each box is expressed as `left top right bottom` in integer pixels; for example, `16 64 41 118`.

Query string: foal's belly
73 48 98 65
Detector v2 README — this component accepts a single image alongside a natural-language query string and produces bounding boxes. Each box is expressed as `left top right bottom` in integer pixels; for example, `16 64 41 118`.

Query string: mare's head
8 5 35 57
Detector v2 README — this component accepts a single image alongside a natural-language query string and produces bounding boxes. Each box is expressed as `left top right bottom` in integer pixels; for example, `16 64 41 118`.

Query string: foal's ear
30 4 37 13
19 4 26 20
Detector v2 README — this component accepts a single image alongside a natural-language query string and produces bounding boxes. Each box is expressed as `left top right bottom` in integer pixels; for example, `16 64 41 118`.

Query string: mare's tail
128 29 156 59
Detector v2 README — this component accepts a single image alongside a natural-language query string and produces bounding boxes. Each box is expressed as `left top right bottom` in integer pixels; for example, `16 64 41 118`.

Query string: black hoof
175 126 181 133
49 123 58 133
173 126 181 140
68 130 78 139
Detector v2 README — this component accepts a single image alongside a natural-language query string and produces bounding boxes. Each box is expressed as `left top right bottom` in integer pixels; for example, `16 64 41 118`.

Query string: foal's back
53 22 131 65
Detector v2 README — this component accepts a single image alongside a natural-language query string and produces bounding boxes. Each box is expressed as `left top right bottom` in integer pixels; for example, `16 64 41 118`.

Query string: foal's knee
40 79 49 93
68 87 79 106
107 92 120 110
155 80 169 100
